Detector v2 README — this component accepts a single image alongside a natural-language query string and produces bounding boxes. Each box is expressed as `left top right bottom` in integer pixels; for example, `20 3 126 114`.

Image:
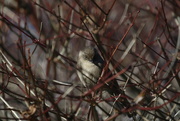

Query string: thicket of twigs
0 0 180 121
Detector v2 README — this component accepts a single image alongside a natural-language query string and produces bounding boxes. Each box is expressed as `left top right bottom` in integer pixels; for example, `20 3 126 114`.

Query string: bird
77 47 104 89
76 47 133 117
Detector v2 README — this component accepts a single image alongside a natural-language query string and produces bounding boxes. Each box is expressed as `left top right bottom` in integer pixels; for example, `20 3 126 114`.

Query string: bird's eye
84 55 89 60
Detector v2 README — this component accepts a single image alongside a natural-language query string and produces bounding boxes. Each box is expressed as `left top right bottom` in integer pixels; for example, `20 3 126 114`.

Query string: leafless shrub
0 0 179 120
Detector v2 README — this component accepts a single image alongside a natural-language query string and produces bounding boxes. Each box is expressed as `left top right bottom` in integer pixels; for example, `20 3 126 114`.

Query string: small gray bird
76 47 133 116
77 47 104 89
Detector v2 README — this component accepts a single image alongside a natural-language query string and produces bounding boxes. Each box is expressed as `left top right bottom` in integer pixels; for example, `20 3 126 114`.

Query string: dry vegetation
0 0 180 121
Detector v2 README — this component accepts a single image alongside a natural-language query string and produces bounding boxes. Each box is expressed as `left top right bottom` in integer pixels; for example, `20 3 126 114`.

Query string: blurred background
0 0 180 120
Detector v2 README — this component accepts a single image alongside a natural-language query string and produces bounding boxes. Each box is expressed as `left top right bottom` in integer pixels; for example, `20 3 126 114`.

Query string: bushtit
77 47 104 89
77 47 132 116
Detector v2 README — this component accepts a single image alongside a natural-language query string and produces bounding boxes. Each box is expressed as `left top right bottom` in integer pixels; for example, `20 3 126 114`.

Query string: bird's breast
79 59 102 88
81 60 101 78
